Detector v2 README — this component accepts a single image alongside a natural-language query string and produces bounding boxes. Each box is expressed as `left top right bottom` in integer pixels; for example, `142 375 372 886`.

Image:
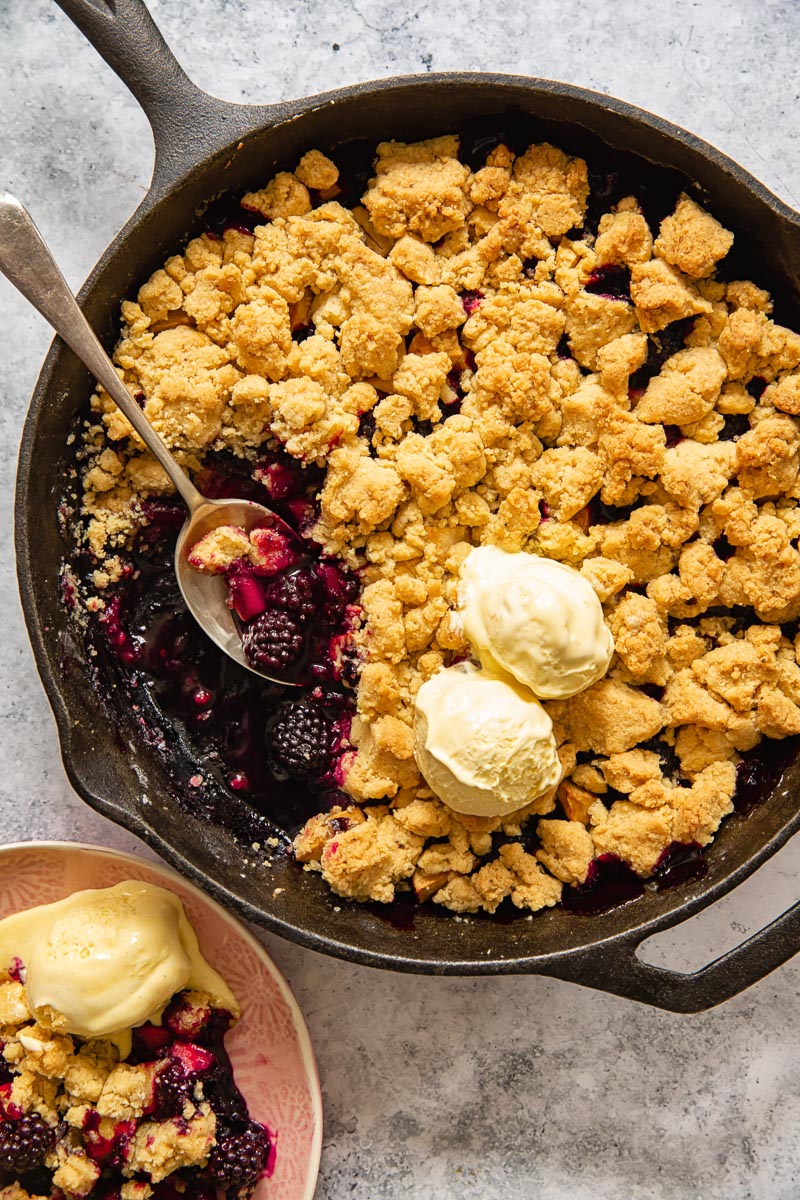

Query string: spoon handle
0 193 204 513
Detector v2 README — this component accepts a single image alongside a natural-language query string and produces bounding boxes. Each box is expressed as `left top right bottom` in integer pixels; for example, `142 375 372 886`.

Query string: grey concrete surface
1 2 799 1196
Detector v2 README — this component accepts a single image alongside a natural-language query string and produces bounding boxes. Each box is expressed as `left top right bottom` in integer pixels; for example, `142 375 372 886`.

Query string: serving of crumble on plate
0 844 322 1200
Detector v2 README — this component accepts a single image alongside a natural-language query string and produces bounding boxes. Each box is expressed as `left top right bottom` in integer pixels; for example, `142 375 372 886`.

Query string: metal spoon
0 194 300 683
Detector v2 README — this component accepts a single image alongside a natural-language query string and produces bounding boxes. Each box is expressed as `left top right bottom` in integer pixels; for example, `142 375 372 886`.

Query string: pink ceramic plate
0 841 322 1200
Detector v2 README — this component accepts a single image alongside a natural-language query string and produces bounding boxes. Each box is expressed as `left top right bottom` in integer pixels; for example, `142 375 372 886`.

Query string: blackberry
152 1057 193 1119
208 1122 270 1192
241 610 304 672
268 701 331 779
0 1113 55 1174
263 568 317 622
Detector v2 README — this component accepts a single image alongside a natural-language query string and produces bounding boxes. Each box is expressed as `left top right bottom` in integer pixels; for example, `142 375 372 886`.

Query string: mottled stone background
2 2 800 1196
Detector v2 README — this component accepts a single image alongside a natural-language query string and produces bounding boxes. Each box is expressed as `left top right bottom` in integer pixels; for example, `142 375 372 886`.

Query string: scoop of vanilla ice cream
413 662 561 817
0 881 239 1041
459 546 614 700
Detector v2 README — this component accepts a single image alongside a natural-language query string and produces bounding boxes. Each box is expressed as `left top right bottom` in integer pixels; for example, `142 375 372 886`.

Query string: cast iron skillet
15 0 800 1011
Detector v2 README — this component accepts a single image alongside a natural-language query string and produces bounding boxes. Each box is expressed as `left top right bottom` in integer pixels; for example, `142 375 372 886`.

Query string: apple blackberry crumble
65 129 800 917
0 883 271 1199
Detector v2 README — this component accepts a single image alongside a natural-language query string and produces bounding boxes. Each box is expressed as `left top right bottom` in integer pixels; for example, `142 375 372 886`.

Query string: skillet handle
52 0 275 192
548 897 800 1012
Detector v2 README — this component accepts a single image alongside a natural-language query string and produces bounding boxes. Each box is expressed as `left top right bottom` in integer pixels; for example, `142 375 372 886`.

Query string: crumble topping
72 131 800 916
0 976 268 1198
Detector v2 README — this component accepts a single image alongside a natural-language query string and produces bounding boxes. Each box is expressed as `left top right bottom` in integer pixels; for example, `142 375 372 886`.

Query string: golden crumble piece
691 638 777 712
674 726 747 776
465 293 565 361
225 373 271 446
413 285 466 338
388 234 441 284
596 414 667 507
0 980 31 1025
654 193 734 278
16 1026 74 1079
630 258 712 333
535 820 594 885
549 678 664 755
719 514 800 623
319 811 423 903
579 556 635 602
557 376 622 449
462 860 512 914
295 149 339 191
736 415 800 499
429 419 487 490
663 667 756 738
667 625 709 668
363 137 471 242
52 1152 101 1198
431 875 484 913
529 446 603 521
126 1106 216 1183
571 763 607 793
10 1068 59 1122
659 439 737 509
359 578 407 663
670 761 737 845
242 171 311 219
186 525 251 574
511 142 589 238
416 828 476 879
229 294 292 379
600 749 663 793
726 279 772 313
594 207 653 267
371 713 415 760
103 327 240 451
96 1063 155 1121
717 308 800 381
469 164 511 212
392 798 452 839
64 1049 116 1106
317 445 406 543
137 268 184 325
596 331 648 396
608 593 669 684
394 434 457 514
635 347 727 425
591 800 672 875
269 377 359 464
293 806 366 863
393 352 453 421
496 843 563 911
482 486 543 551
356 661 402 719
757 686 800 738
121 1183 153 1200
565 292 637 370
339 312 402 379
182 263 246 332
1 1187 47 1200
769 373 800 416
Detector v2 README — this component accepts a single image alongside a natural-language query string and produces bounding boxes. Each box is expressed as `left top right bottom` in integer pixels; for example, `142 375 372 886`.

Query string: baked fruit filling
66 131 800 917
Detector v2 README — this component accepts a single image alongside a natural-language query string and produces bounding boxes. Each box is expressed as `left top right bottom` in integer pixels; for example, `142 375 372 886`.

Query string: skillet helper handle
552 897 800 1012
0 195 204 511
52 0 259 189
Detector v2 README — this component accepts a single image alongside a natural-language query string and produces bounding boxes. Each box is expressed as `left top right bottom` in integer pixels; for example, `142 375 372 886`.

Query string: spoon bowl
175 498 302 681
0 193 301 685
